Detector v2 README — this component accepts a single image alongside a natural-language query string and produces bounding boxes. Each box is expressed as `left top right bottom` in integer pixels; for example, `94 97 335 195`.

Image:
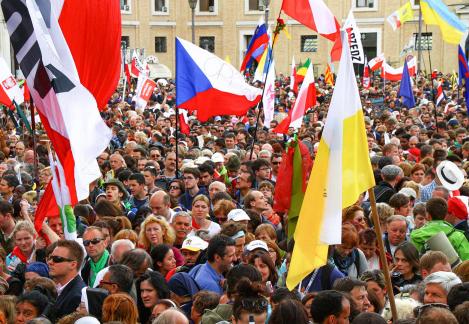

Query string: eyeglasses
259 167 271 171
99 280 116 286
83 238 104 247
272 161 281 165
169 186 181 190
47 255 74 263
241 298 269 311
414 303 449 317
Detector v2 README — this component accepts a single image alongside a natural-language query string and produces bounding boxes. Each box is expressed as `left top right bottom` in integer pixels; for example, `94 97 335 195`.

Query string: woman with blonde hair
374 203 394 234
190 195 220 239
6 221 39 273
138 216 184 267
0 295 16 324
114 229 139 245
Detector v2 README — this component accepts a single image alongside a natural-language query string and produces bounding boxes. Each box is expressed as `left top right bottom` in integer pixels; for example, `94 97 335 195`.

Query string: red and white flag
363 57 370 89
2 0 119 204
436 82 445 107
290 56 297 93
381 57 416 81
0 57 23 107
131 51 147 78
344 11 365 64
281 0 341 61
369 53 385 71
274 63 316 134
134 74 156 109
179 109 190 135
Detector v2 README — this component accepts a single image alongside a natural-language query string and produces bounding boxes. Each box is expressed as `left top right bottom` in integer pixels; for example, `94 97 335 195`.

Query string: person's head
269 299 309 324
120 248 153 279
139 215 175 250
208 181 226 200
0 295 16 324
198 163 214 187
358 229 377 260
149 191 172 219
254 223 277 243
24 262 49 281
82 226 107 261
335 223 359 258
47 240 84 283
102 293 138 324
0 201 14 227
137 270 171 310
12 220 36 255
244 190 269 212
190 291 220 323
236 171 254 191
99 264 134 294
153 308 189 324
333 278 370 313
0 174 19 197
151 244 176 276
110 238 135 264
191 195 210 221
150 299 178 322
385 215 407 246
15 291 49 324
182 167 200 190
411 164 426 183
420 251 451 279
454 301 469 324
104 179 128 204
207 234 236 273
221 221 246 263
213 199 236 224
169 179 185 199
426 197 448 221
343 206 367 231
231 278 268 324
360 270 387 306
225 264 262 300
394 242 420 278
380 165 403 183
110 153 125 171
415 304 458 324
310 290 350 324
423 271 462 304
447 282 469 312
388 193 411 216
128 173 146 197
248 251 278 284
413 203 427 229
171 211 192 243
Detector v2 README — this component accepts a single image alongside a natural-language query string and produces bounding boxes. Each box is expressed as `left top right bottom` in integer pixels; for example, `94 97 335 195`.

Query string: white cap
211 152 224 163
181 236 209 252
194 156 210 165
245 240 268 252
399 187 417 199
75 317 101 324
227 209 251 222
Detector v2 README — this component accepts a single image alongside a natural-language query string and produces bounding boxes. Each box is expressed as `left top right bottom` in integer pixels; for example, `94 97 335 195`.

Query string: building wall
121 0 468 77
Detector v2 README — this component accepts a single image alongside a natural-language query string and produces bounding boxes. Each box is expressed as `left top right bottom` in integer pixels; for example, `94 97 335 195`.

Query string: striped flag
325 64 334 86
286 32 375 290
363 57 370 89
436 82 445 106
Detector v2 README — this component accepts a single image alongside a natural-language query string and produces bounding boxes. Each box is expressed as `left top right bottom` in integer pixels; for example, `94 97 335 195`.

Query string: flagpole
249 10 282 160
121 41 127 101
368 188 398 321
175 106 180 178
417 5 423 75
29 98 38 183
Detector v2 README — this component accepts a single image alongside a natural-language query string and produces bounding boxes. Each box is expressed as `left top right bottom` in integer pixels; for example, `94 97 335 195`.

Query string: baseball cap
227 209 251 222
245 240 268 252
181 236 209 252
211 152 224 163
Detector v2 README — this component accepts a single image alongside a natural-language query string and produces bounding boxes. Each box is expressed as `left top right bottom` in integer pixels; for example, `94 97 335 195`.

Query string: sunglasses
272 161 281 165
48 255 74 263
414 303 449 317
169 186 181 190
83 238 104 247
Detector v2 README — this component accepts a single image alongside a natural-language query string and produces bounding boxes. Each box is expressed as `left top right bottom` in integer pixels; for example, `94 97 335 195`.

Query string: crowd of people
0 69 467 324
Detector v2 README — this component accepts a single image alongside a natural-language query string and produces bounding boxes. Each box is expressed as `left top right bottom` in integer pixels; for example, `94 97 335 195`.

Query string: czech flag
176 37 262 122
240 22 269 72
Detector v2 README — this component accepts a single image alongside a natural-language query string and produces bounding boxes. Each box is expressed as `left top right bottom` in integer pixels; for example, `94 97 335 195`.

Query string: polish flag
368 53 385 71
0 57 23 107
363 58 370 89
436 82 445 107
131 51 147 77
381 57 416 81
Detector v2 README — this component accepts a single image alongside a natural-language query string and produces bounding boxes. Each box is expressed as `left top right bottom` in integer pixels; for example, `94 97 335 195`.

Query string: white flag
263 60 276 128
343 11 365 64
0 57 24 105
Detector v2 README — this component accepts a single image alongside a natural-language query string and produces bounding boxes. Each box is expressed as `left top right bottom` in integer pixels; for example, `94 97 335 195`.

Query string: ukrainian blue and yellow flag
421 0 467 44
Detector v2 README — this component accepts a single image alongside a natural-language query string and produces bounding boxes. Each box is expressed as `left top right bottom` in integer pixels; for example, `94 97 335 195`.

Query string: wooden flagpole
368 188 398 321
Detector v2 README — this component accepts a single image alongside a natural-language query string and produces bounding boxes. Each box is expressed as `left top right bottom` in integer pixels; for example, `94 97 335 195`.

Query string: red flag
0 83 12 107
179 109 190 135
124 64 131 87
363 58 370 89
34 182 59 234
22 81 30 103
273 113 291 135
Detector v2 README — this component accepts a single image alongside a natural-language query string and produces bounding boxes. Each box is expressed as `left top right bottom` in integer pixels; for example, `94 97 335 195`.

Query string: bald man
149 191 175 222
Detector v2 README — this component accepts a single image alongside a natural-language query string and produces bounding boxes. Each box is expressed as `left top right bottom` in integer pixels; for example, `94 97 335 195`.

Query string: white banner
343 11 365 64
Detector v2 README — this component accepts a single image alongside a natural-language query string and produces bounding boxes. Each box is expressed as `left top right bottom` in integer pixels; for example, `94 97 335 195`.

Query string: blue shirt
189 262 224 295
179 188 208 211
420 180 436 202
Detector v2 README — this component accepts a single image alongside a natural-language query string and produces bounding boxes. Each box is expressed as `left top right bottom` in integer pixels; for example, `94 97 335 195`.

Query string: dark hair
94 200 123 217
269 299 309 324
121 248 153 273
206 234 235 262
333 277 366 293
271 288 300 304
248 251 278 284
136 271 171 324
143 166 158 177
17 291 50 318
251 159 270 173
426 198 448 220
447 283 469 311
108 264 134 294
351 312 387 324
0 201 13 216
232 278 268 320
150 244 172 273
198 163 214 176
359 228 377 245
226 264 262 298
183 167 200 179
55 240 84 271
395 242 420 273
129 173 145 185
310 290 347 323
192 291 220 315
2 174 19 188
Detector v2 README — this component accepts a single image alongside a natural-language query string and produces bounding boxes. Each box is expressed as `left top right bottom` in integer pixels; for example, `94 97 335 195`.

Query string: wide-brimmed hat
436 160 465 191
103 179 129 200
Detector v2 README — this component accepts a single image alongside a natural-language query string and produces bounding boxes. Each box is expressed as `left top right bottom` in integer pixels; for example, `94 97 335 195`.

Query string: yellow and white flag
286 31 375 290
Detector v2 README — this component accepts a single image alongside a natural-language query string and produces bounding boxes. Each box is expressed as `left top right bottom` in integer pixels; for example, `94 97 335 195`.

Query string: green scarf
89 249 109 287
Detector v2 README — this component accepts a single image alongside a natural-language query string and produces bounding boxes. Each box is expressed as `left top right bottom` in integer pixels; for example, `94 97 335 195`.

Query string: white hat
181 236 209 252
157 79 168 87
245 240 268 252
436 160 465 191
211 152 224 163
227 209 251 222
75 317 101 324
194 156 210 165
399 187 417 199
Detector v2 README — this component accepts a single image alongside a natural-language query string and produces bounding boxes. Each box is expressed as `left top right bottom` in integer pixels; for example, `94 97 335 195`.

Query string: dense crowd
0 69 468 324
